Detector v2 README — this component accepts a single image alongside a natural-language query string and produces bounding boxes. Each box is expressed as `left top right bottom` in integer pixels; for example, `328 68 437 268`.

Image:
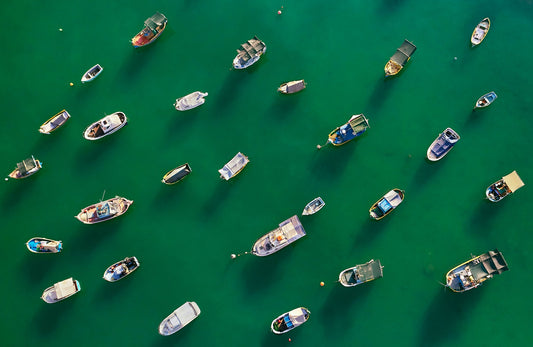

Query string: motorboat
81 64 103 83
338 259 383 287
103 256 140 282
41 278 81 303
159 302 201 336
471 18 490 46
384 39 416 77
271 307 310 334
486 170 524 202
446 249 508 292
218 152 249 180
75 196 133 224
426 127 460 161
132 12 167 48
162 163 191 185
474 91 497 109
369 189 404 220
8 156 42 179
319 114 369 148
278 80 306 94
26 237 62 253
39 109 71 134
302 197 325 216
233 36 266 69
252 215 306 256
174 91 208 111
83 112 127 140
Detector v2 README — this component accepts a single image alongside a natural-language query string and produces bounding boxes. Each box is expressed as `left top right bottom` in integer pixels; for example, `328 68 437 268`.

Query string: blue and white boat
103 256 140 282
369 189 404 220
486 170 525 202
41 278 81 303
426 128 460 161
474 91 497 109
338 259 384 287
271 307 311 334
26 237 62 253
75 196 133 224
319 114 369 148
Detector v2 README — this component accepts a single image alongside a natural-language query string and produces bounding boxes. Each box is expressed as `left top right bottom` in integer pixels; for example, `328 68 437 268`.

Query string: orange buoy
320 281 325 286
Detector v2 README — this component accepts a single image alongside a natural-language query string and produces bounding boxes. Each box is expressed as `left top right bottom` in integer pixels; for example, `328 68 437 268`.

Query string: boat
218 152 249 180
174 91 208 111
81 64 103 83
426 127 460 161
233 36 266 69
8 156 42 179
39 109 71 134
162 163 192 185
252 215 306 256
41 277 81 303
271 307 311 334
384 39 416 77
302 197 325 216
103 256 140 282
338 259 384 287
369 189 404 220
131 12 167 48
83 112 127 140
446 249 508 293
471 18 490 47
486 170 525 202
278 80 306 94
474 91 497 109
26 237 62 253
159 302 201 336
75 196 133 224
320 114 369 148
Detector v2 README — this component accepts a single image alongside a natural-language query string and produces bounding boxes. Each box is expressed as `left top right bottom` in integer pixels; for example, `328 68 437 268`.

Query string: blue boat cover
96 203 111 218
284 315 293 328
378 199 392 213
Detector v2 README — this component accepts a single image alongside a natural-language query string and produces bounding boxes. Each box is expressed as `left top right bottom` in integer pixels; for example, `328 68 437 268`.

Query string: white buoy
454 56 457 60
59 28 63 32
4 178 8 181
231 254 237 259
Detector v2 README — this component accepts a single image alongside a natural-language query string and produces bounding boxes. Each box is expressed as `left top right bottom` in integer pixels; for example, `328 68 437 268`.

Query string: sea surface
1 1 532 346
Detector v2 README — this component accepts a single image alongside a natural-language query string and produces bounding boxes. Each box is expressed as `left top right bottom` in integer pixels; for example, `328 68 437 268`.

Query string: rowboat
218 152 249 180
369 189 404 220
174 91 208 111
8 156 42 179
338 259 383 287
426 128 460 161
132 12 167 48
474 91 497 109
471 18 490 47
75 196 133 224
278 80 306 94
39 109 70 134
302 197 325 216
318 114 369 148
81 64 103 83
252 215 306 256
271 307 310 334
41 278 81 303
233 36 266 69
162 163 191 185
486 170 524 202
103 257 140 282
384 39 416 77
83 112 127 140
159 302 201 336
26 237 62 253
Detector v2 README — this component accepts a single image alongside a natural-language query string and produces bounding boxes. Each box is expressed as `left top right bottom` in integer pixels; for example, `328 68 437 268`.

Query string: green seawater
1 0 532 346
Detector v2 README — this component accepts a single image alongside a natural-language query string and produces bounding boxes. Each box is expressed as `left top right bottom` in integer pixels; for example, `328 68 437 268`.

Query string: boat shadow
201 182 232 218
406 159 441 195
309 142 357 182
212 72 250 113
165 108 199 140
92 277 135 305
72 135 122 174
30 132 64 155
18 254 60 287
116 46 160 84
352 217 391 250
153 181 194 211
1 176 38 212
151 326 193 347
260 326 302 347
241 253 284 296
66 222 122 255
266 94 302 120
364 77 395 116
417 288 484 347
31 296 76 335
468 199 502 235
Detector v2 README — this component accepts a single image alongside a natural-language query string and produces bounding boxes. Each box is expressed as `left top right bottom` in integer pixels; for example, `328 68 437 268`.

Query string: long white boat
218 152 249 180
41 278 81 303
75 196 133 224
233 36 266 69
426 128 460 161
174 91 208 111
338 259 383 287
278 80 306 94
159 302 201 336
81 64 103 83
271 307 310 334
252 215 306 256
39 109 70 134
471 18 490 47
83 112 127 140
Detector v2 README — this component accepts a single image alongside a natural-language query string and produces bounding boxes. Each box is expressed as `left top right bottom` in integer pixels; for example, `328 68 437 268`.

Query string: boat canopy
285 80 305 94
288 308 307 324
470 249 509 281
54 278 77 299
168 314 181 329
390 40 416 67
348 114 369 134
145 12 167 31
219 152 249 180
357 260 384 282
381 190 402 210
503 171 524 192
237 36 265 63
96 202 111 218
278 215 306 241
17 157 37 174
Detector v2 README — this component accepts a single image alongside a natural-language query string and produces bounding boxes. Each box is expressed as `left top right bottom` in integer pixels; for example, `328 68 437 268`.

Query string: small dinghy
233 36 266 69
218 152 249 180
426 128 460 161
8 156 42 179
174 91 208 111
339 259 383 287
252 215 306 256
26 237 62 253
75 196 133 224
474 91 497 109
471 18 490 47
103 256 140 282
39 109 70 134
278 80 306 94
369 189 404 220
132 12 167 48
271 307 311 334
159 302 201 336
81 64 103 83
486 170 524 202
302 197 325 216
384 39 416 77
162 163 191 185
41 278 81 303
83 112 127 140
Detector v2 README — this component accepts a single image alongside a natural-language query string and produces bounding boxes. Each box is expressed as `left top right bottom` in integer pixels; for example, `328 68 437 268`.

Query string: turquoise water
1 0 532 346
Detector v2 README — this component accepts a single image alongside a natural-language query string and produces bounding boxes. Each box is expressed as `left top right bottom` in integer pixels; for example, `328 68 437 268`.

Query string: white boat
369 189 404 220
39 109 71 134
252 215 306 256
8 156 42 179
218 152 249 180
471 18 490 47
233 36 266 69
474 91 497 109
75 196 133 224
41 278 81 303
159 302 201 336
486 170 525 202
302 197 325 216
26 237 62 253
83 112 127 140
278 80 306 94
426 128 460 161
103 257 140 282
81 64 103 83
338 259 384 287
271 307 311 334
174 91 208 111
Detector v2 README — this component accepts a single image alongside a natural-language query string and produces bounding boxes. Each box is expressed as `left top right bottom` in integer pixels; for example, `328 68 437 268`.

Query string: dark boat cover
17 157 37 174
237 36 266 63
471 249 509 281
390 40 417 67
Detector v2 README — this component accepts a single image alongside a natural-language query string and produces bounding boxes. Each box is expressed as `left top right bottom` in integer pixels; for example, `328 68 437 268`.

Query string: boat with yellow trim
39 109 70 134
384 39 416 77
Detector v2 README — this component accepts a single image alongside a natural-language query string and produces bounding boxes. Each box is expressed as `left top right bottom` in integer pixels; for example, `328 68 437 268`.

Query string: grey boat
339 259 384 287
252 215 306 256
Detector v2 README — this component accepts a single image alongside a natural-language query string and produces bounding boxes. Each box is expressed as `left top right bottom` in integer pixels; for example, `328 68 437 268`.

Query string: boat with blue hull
426 128 460 161
474 91 497 109
26 237 62 253
271 307 311 334
103 257 140 282
319 114 369 148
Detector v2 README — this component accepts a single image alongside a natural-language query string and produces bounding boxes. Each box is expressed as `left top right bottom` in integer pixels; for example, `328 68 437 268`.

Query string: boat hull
471 18 490 46
369 189 404 220
41 278 81 303
174 92 208 111
103 257 140 282
83 112 127 140
162 163 191 184
75 196 133 224
159 302 201 336
8 158 42 179
270 307 310 334
39 110 71 134
81 64 103 83
26 237 62 253
302 197 325 215
278 80 306 94
426 128 460 161
474 91 497 109
327 114 369 146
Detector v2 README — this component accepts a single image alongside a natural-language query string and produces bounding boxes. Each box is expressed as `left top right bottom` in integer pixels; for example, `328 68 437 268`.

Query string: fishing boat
474 91 497 109
486 170 525 202
26 237 62 253
8 156 42 179
302 197 325 216
369 189 404 220
103 256 140 282
338 259 383 287
233 36 266 69
252 215 306 256
271 307 311 335
39 109 70 134
41 278 81 303
75 196 133 224
81 64 103 83
278 80 306 94
319 114 369 148
159 302 201 336
174 91 208 111
446 249 508 293
426 127 460 161
218 152 249 180
471 18 490 47
83 112 127 140
162 163 191 185
384 39 416 77
131 12 167 48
